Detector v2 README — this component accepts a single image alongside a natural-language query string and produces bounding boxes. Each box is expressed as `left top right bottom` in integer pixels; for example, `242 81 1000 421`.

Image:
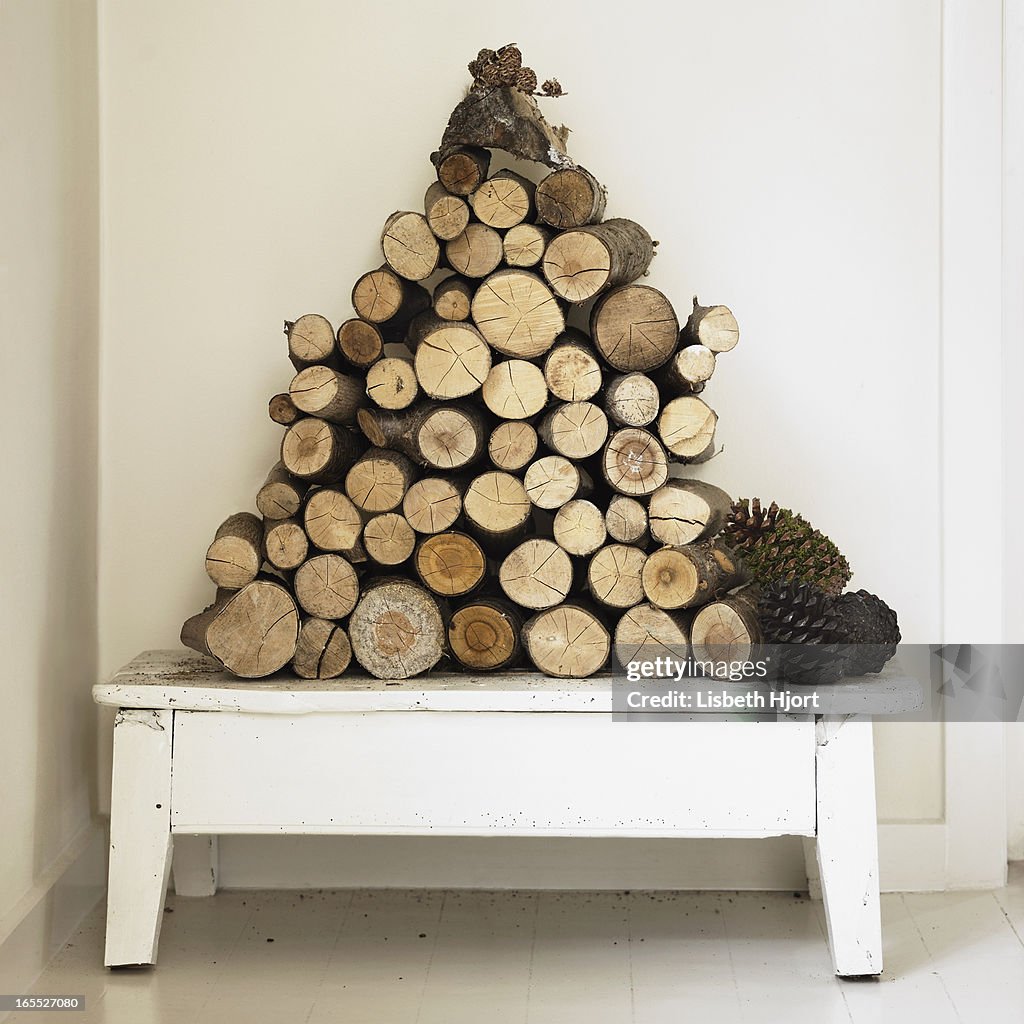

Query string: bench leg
815 715 883 977
173 836 219 897
105 709 173 967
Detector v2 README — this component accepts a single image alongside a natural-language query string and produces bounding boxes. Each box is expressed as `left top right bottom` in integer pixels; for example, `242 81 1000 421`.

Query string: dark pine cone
516 67 538 94
541 78 565 97
468 48 496 81
758 578 847 685
726 498 780 547
834 590 901 674
495 43 523 85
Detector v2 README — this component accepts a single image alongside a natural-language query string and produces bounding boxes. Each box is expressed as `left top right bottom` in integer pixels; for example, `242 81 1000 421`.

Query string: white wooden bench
94 650 920 976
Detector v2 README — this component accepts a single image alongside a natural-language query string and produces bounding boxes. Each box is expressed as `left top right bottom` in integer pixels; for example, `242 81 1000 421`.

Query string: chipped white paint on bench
95 650 917 976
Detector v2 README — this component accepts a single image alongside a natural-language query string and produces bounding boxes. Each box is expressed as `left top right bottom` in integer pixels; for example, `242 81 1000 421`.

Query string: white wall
98 0 946 886
0 0 101 944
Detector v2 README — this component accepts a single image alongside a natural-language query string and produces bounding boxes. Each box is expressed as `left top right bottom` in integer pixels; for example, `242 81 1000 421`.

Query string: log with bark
432 276 474 321
344 447 417 514
205 512 263 589
613 603 690 665
281 418 364 483
435 145 490 196
269 392 301 426
292 618 352 679
336 319 386 370
256 462 307 521
604 494 649 546
591 285 678 372
362 512 417 566
542 219 655 303
690 585 762 663
445 224 504 279
536 166 607 228
412 317 492 399
289 365 365 425
641 541 742 611
604 372 660 427
358 402 487 470
682 297 739 353
424 181 471 240
538 401 609 459
181 579 299 678
655 344 716 395
263 516 309 572
351 266 430 326
470 170 536 228
647 479 732 546
503 223 550 268
414 530 487 597
381 211 440 281
348 578 447 679
543 333 604 402
402 476 464 534
447 597 523 671
657 396 717 463
303 487 364 556
286 314 336 368
481 359 549 419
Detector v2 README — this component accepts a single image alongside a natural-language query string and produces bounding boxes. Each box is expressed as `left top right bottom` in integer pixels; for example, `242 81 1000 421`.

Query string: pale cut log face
525 455 580 510
206 583 298 679
481 359 548 419
446 224 503 278
503 224 547 267
488 421 538 471
415 532 486 596
471 270 565 358
338 320 384 368
536 168 602 229
303 489 362 551
614 603 690 665
658 396 717 458
641 548 700 610
382 213 440 281
293 619 351 679
524 605 610 678
544 342 603 402
553 499 607 556
403 478 462 534
691 603 754 663
363 513 415 565
697 306 740 352
294 554 359 619
543 231 612 302
544 401 608 459
352 270 404 323
588 543 648 609
592 285 679 372
464 471 532 531
348 581 445 678
288 314 334 363
414 323 492 399
499 539 573 610
602 428 669 496
471 176 533 229
605 495 648 544
448 603 518 670
418 407 482 469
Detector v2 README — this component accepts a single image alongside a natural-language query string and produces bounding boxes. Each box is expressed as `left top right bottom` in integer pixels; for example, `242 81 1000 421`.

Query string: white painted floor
11 866 1024 1023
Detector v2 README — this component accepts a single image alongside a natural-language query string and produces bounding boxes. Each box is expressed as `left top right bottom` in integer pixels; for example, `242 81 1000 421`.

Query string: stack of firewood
181 57 755 681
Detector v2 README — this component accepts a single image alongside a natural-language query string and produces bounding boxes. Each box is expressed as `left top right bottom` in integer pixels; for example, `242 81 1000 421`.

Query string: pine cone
725 498 780 546
834 590 900 674
541 78 564 97
758 579 847 685
516 67 538 94
495 44 522 85
468 48 496 81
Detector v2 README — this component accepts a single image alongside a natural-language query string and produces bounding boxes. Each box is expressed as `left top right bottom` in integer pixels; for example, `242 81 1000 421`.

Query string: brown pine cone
516 67 538 94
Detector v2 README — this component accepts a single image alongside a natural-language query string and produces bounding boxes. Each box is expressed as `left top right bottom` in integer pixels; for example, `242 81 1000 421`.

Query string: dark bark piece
542 220 655 303
348 578 446 679
536 166 607 228
641 541 742 611
591 285 679 372
292 618 352 679
522 602 611 678
448 597 523 671
204 512 263 590
181 579 298 678
647 479 732 546
438 86 571 169
435 146 491 196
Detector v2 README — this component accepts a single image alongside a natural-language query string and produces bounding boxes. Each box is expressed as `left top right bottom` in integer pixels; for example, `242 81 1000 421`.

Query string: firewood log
351 266 430 325
503 223 550 268
448 597 523 671
587 543 648 609
204 512 263 589
288 365 365 425
657 396 717 463
436 145 490 196
543 333 604 402
470 269 565 358
641 541 742 611
181 579 298 678
524 455 593 511
481 359 549 419
682 297 739 353
293 553 360 619
432 276 474 321
292 618 352 679
256 462 308 521
538 401 609 459
414 530 487 597
380 211 440 281
412 318 492 399
345 447 417 514
542 219 654 303
348 578 446 679
445 224 503 279
285 314 335 368
552 499 607 557
463 470 532 552
535 166 607 229
655 345 716 395
469 170 536 229
423 181 470 240
499 538 573 610
302 487 364 555
522 602 610 678
590 285 679 372
269 393 300 426
601 427 669 496
362 512 416 566
365 357 419 410
614 603 690 665
336 319 386 369
604 372 660 427
690 585 762 663
605 494 649 546
488 420 539 471
402 476 464 534
648 479 732 546
281 418 364 483
357 402 487 471
262 516 309 572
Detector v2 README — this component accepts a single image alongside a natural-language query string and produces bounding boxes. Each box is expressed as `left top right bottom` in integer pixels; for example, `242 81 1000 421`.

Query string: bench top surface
92 649 924 716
